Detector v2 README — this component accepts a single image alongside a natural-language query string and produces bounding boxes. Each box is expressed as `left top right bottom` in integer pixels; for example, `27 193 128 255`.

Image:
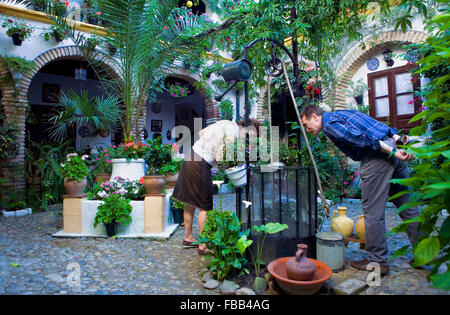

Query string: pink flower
408 100 413 104
346 8 350 12
354 172 358 176
105 154 109 157
350 176 354 180
107 160 111 164
344 181 349 185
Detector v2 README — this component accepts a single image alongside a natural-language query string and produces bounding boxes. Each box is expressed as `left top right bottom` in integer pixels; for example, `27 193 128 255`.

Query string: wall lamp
383 49 394 67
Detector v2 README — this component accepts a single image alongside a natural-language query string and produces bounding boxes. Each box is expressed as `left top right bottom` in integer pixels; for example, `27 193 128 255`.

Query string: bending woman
172 119 259 255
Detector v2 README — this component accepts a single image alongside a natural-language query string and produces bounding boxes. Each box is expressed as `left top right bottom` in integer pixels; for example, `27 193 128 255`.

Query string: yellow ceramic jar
331 206 354 237
356 214 365 241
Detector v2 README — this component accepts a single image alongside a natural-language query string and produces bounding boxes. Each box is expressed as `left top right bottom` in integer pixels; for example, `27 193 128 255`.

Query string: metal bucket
221 59 253 82
316 232 345 272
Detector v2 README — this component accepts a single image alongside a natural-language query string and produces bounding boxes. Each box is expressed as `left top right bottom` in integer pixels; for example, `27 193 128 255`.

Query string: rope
280 60 330 218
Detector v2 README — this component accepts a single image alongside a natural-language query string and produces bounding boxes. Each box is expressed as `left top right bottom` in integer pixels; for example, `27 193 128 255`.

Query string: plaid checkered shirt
321 110 398 161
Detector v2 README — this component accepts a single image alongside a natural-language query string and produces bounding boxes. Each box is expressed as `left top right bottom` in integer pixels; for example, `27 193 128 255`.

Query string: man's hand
394 149 414 161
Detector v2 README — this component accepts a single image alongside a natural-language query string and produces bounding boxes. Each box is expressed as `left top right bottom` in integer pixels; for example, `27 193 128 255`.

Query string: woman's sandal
182 240 199 249
198 248 213 256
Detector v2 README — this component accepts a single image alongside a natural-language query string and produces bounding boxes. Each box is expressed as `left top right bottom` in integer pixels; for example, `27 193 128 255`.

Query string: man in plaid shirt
301 105 420 275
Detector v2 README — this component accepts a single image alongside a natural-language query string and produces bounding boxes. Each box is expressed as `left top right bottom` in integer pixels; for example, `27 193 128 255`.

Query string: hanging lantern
186 1 193 8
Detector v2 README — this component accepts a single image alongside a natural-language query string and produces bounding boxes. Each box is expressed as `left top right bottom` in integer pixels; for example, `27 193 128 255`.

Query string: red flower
139 177 144 184
8 19 13 23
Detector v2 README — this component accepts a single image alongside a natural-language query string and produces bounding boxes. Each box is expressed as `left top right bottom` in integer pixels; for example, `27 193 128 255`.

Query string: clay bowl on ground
268 257 332 295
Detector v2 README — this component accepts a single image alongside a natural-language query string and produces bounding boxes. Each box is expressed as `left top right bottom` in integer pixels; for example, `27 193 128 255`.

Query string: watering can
221 59 253 82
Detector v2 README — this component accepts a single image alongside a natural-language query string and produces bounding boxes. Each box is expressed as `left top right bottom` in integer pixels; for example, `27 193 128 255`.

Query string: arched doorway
26 58 119 153
146 75 207 150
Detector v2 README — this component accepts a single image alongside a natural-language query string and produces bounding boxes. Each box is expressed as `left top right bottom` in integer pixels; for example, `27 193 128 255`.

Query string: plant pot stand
344 235 366 250
54 193 178 239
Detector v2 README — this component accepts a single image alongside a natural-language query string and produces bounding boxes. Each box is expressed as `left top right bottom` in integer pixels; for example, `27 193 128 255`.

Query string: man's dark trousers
359 150 420 264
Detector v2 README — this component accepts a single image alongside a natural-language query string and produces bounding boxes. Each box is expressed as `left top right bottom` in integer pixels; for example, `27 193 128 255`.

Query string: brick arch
0 45 121 190
163 67 219 125
330 30 428 109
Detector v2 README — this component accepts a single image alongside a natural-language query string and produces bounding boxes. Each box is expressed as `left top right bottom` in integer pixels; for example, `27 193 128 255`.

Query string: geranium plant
144 138 172 175
159 143 184 175
60 153 90 182
114 142 150 161
44 24 68 42
93 146 115 175
2 19 34 41
168 82 191 98
93 193 132 228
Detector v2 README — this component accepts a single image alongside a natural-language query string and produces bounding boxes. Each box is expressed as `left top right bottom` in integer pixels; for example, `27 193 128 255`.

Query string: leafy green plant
388 12 450 291
48 89 121 142
168 82 191 97
159 143 184 175
60 153 90 182
197 185 252 280
93 193 132 228
44 24 68 42
250 222 289 275
345 78 369 97
24 138 75 211
0 108 19 163
1 55 36 77
219 98 233 120
144 137 172 175
170 196 185 210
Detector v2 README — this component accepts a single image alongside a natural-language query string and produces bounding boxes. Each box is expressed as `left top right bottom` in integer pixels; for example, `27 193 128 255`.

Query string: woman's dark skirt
172 151 213 211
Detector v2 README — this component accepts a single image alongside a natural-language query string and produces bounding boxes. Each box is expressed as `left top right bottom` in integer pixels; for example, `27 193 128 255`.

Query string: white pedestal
53 191 178 239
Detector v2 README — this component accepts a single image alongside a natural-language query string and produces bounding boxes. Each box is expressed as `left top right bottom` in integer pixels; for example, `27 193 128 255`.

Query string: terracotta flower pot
64 177 87 197
143 175 165 195
95 173 111 184
165 172 179 188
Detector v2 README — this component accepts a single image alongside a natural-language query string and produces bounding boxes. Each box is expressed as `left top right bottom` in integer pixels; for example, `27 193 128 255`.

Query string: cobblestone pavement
0 194 448 295
0 208 218 295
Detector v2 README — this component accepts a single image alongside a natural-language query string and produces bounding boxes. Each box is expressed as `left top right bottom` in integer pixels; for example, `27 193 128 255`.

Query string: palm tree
46 0 212 143
49 89 121 142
